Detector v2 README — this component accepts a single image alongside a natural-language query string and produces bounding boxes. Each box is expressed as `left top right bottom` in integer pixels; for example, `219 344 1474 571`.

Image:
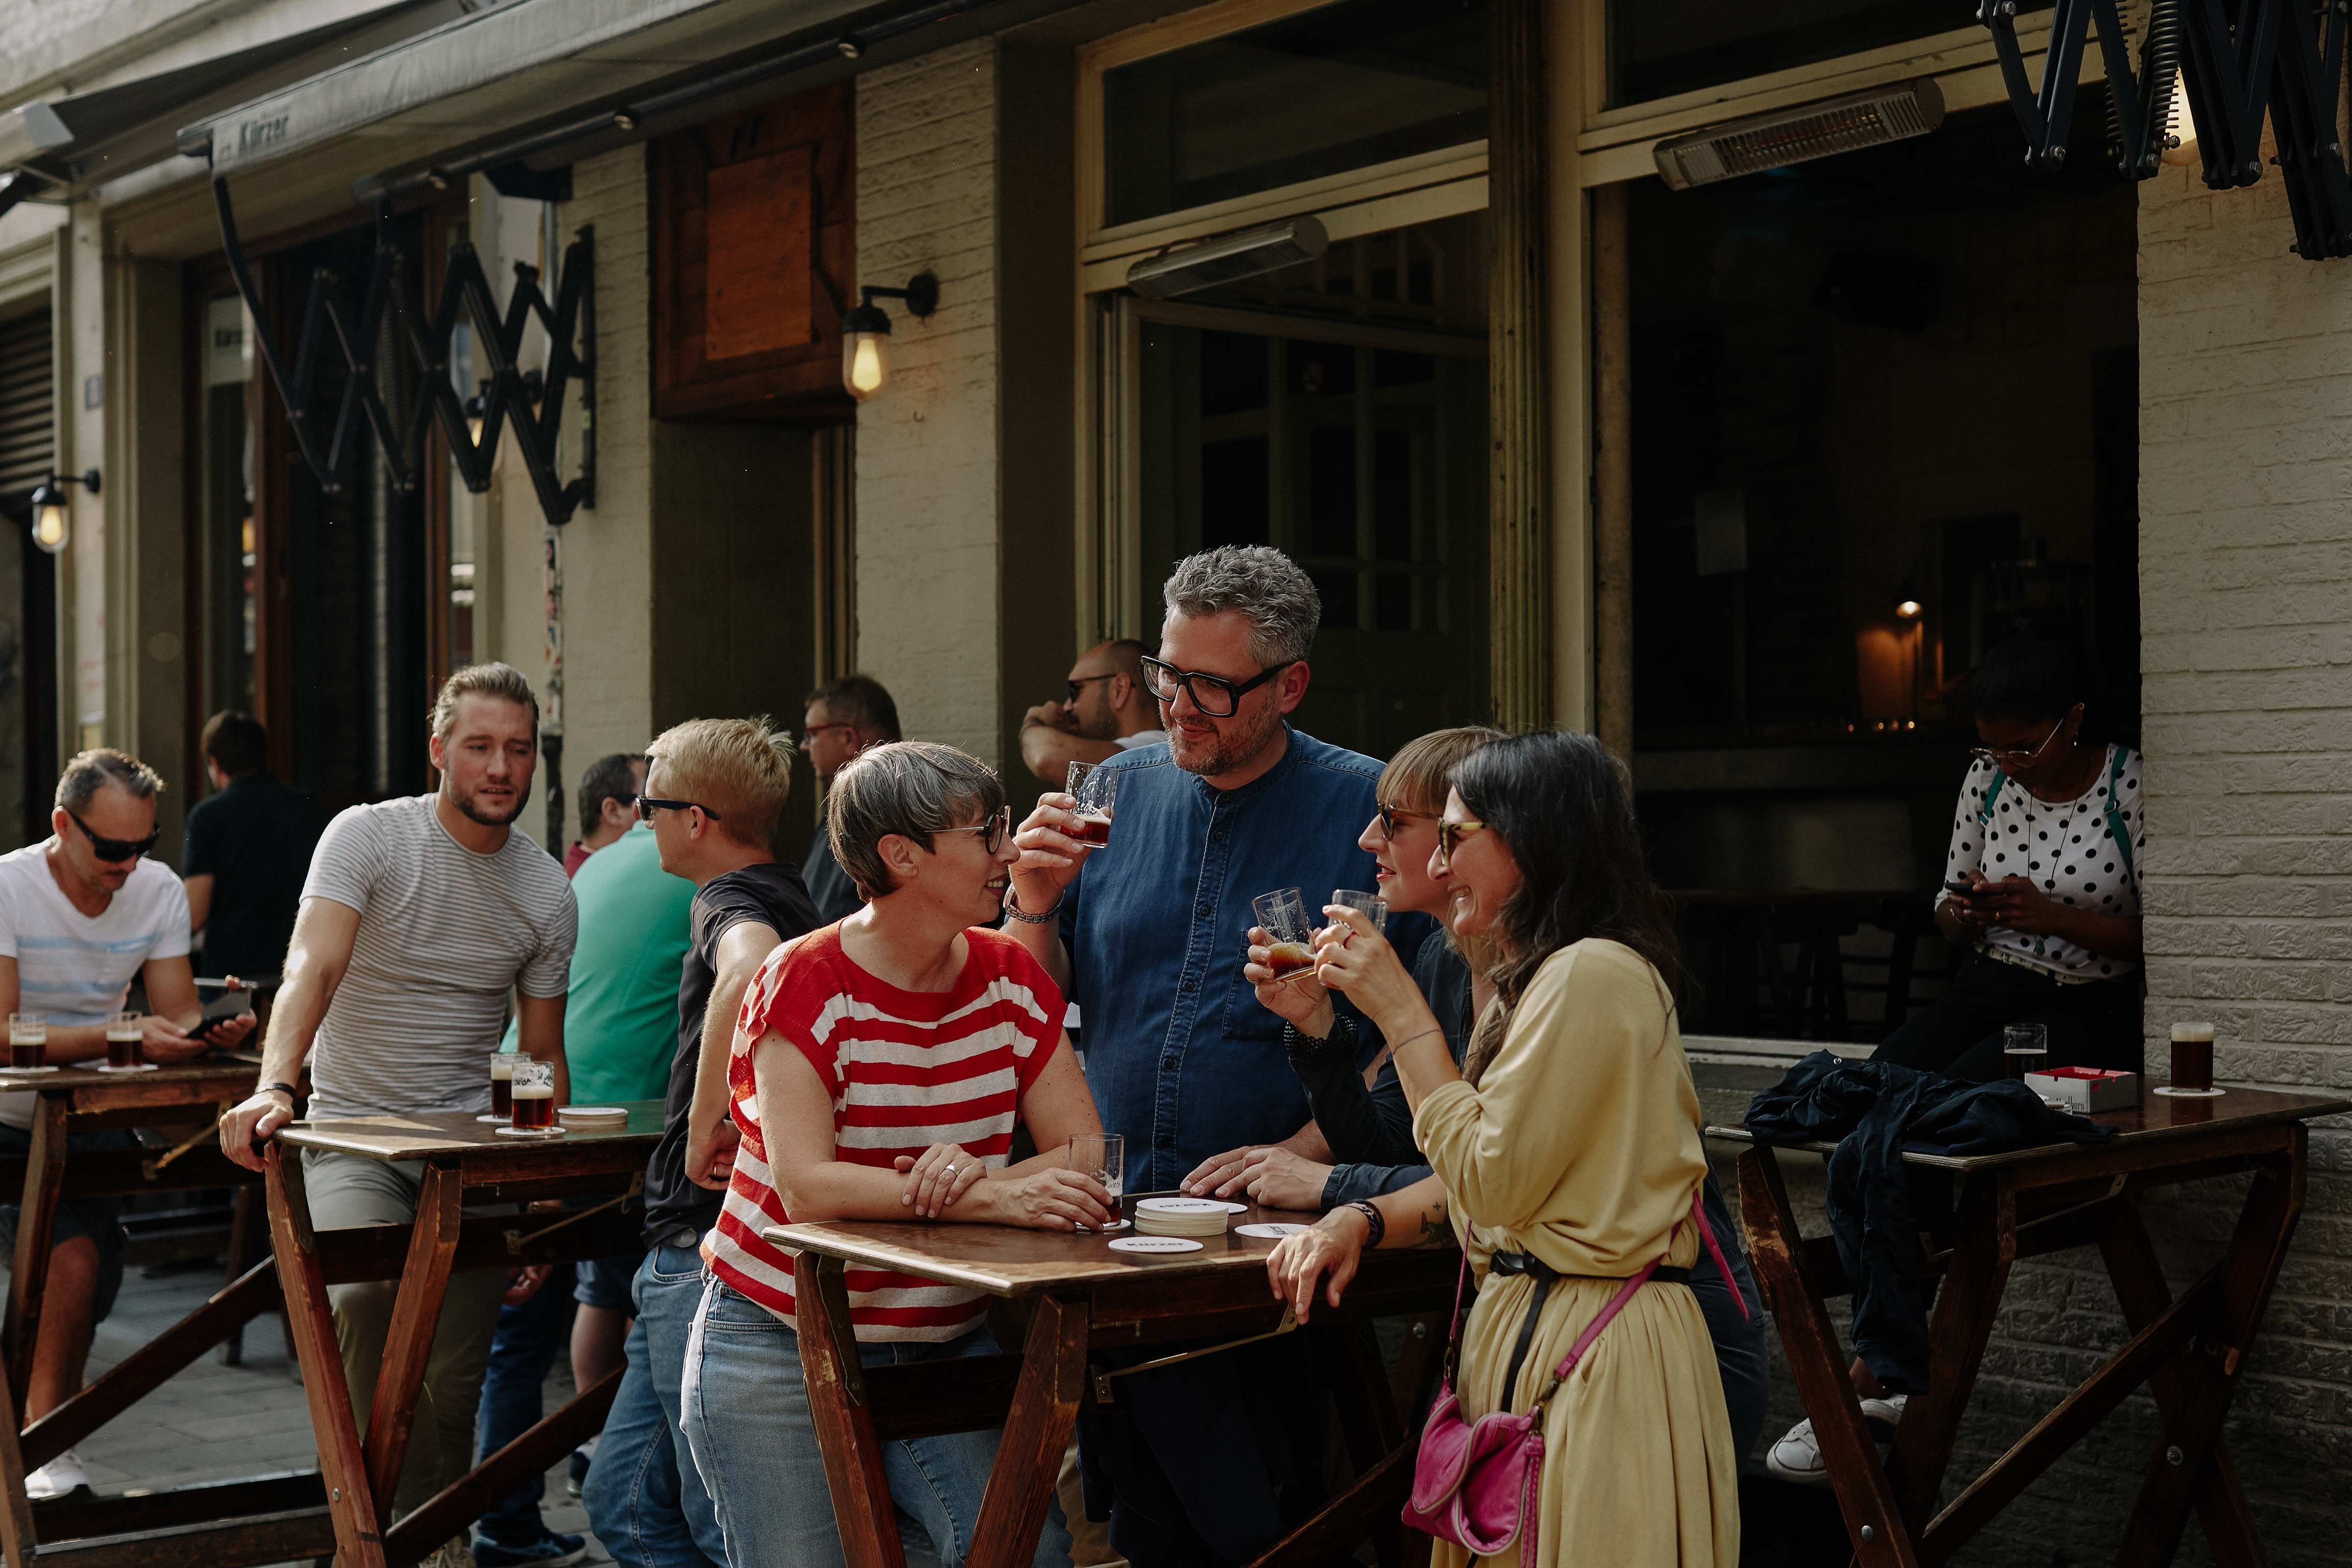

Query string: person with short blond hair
582 713 818 1567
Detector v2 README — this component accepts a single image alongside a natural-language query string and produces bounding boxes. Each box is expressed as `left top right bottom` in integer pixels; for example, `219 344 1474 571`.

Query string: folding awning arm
208 174 596 524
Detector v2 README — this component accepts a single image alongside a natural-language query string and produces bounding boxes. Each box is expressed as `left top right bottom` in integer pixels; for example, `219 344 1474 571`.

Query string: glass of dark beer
2163 1022 2222 1097
509 1058 557 1131
104 1012 143 1071
1066 762 1118 849
483 1053 516 1123
7 1014 43 1072
2002 1023 2048 1080
1251 888 1317 984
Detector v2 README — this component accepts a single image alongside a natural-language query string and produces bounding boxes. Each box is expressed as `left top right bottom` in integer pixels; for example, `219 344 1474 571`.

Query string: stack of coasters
1133 1197 1232 1239
558 1105 630 1131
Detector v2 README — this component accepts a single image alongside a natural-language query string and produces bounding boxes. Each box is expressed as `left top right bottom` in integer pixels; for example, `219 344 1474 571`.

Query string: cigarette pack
2025 1067 2140 1113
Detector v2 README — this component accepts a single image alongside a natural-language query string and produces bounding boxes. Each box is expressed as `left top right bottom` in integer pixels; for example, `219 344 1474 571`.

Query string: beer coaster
1137 1197 1228 1216
559 1106 629 1129
0 1065 59 1074
1108 1236 1203 1255
1075 1220 1132 1234
476 1114 505 1124
494 1125 566 1137
2153 1085 2227 1097
94 1063 159 1073
1234 1223 1309 1240
1209 1200 1249 1214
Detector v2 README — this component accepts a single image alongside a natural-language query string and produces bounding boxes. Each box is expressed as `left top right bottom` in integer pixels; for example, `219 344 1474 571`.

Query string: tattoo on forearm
1419 1198 1450 1247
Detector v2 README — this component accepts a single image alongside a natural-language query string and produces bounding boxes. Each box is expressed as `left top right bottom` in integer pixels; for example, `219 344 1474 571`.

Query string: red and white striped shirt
702 923 1065 1341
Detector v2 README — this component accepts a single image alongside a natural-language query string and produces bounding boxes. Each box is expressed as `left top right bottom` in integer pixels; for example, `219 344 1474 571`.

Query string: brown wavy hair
1453 731 1683 1083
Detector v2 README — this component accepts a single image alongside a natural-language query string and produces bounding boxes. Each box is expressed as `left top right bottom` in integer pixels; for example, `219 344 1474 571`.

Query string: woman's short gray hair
1161 545 1321 665
827 741 1007 900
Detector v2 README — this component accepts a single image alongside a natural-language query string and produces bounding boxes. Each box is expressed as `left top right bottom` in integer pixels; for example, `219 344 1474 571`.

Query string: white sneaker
1764 1394 1907 1486
420 1541 478 1568
25 1447 89 1500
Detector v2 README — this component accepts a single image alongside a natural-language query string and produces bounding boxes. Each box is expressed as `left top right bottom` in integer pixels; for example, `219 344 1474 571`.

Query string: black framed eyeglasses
64 808 161 864
635 795 723 823
934 806 1012 855
1138 655 1294 718
1066 673 1116 703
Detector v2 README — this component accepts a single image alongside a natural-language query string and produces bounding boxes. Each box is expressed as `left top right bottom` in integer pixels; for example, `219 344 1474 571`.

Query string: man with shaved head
1020 638 1166 784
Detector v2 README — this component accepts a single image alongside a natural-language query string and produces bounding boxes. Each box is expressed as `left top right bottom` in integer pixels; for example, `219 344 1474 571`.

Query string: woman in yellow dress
1266 730 1739 1568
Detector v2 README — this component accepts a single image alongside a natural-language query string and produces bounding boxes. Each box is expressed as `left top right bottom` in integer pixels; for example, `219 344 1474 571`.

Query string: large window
1102 0 1487 230
1605 0 2021 108
197 293 258 722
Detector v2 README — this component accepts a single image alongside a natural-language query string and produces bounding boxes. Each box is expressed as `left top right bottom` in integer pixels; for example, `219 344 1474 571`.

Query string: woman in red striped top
680 741 1109 1568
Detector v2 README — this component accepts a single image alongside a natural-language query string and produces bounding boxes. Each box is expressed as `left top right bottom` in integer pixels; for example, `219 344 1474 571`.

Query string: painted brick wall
853 39 1004 766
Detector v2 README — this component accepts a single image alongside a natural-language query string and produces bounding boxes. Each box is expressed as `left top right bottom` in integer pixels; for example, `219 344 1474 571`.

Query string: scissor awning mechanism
1984 0 2352 260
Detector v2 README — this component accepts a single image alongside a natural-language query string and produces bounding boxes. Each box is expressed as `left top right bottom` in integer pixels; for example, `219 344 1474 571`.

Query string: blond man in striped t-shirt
680 741 1107 1568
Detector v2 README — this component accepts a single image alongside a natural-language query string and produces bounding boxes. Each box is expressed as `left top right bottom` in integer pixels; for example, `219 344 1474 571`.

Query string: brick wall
853 39 1004 766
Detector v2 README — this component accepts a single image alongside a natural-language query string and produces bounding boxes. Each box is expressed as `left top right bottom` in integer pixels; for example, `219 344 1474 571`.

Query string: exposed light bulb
846 332 888 400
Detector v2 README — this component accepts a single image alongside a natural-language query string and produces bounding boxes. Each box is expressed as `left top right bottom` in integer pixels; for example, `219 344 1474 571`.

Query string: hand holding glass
1066 762 1118 848
1068 1133 1126 1231
1252 889 1318 983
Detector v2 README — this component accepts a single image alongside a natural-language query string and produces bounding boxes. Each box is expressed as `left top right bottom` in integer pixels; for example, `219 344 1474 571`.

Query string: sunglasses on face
635 795 723 823
934 806 1013 856
1435 818 1491 869
65 807 161 864
1137 655 1294 719
1377 803 1429 842
800 724 856 748
1066 673 1116 703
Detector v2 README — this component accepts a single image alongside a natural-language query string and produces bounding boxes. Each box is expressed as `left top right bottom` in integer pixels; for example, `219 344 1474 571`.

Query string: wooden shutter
0 309 53 503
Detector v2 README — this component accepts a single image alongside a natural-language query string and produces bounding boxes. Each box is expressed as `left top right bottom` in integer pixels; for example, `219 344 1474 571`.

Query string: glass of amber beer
509 1058 557 1131
7 1014 45 1072
102 1012 145 1071
1065 762 1118 849
484 1053 517 1123
1252 889 1318 984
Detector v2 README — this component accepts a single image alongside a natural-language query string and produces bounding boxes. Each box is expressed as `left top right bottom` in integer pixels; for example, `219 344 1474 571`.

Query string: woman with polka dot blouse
1875 637 2143 1083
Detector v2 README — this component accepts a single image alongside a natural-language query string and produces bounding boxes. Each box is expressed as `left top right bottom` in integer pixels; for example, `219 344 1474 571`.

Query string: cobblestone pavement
57 1258 609 1564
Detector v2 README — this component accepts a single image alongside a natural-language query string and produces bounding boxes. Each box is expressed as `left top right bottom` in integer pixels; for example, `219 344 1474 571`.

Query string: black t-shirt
642 861 821 1246
801 831 862 925
181 773 322 981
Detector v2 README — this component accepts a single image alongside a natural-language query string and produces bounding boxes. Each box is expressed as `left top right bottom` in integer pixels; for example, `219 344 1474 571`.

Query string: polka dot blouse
1939 744 2145 982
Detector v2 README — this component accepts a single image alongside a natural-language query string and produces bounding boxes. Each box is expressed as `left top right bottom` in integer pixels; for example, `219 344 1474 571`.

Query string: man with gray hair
0 749 259 1500
1004 545 1412 1568
219 663 577 1562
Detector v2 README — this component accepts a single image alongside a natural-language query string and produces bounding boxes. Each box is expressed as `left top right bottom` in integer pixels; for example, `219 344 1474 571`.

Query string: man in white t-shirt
220 663 578 1541
1019 637 1168 784
0 749 257 1499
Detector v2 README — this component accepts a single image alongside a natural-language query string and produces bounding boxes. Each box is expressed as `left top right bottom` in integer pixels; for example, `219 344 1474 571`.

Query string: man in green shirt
481 816 691 1563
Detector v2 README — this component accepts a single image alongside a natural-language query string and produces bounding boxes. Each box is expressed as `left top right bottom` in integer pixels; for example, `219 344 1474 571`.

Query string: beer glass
7 1014 45 1072
2159 1021 2223 1097
484 1053 517 1123
1068 1132 1126 1232
1066 762 1118 848
104 1012 144 1071
1251 889 1317 984
1329 889 1388 935
2002 1023 2048 1080
509 1058 557 1130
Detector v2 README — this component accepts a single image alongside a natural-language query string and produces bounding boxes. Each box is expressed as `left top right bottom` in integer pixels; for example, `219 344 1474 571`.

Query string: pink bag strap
1689 1188 1751 1321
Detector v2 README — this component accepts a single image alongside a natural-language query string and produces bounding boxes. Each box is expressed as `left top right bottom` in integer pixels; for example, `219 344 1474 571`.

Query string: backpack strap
2099 745 2135 879
1975 768 2007 828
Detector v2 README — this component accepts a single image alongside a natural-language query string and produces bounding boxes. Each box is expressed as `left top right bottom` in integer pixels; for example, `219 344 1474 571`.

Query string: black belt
1485 1250 1692 1401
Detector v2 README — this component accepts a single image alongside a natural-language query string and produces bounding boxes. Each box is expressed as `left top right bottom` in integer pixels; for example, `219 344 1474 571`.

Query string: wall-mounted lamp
1895 596 1923 620
841 273 939 401
26 469 98 556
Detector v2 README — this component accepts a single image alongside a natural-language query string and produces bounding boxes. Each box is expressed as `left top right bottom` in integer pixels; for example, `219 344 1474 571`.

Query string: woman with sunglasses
1266 731 1740 1567
682 741 1106 1568
1880 636 2144 1083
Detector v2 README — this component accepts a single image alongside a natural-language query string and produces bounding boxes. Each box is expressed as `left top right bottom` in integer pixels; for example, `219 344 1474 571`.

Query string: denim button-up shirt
1064 726 1424 1193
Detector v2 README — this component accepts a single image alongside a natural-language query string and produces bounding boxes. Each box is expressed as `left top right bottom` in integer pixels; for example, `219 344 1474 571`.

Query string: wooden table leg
966 1294 1091 1568
267 1143 388 1568
799 1253 910 1568
1886 1173 2014 1531
2114 1129 2305 1568
0 1320 36 1568
1329 1320 1408 1568
221 1184 267 1365
1737 1146 1918 1568
3 1094 68 1409
364 1162 464 1531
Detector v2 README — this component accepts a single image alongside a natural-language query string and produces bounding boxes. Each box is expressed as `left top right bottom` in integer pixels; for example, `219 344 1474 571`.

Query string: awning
178 0 1088 198
0 1 455 192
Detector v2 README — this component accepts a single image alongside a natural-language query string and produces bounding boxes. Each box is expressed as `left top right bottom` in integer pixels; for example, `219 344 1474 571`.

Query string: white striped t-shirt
704 924 1065 1341
301 794 576 1120
0 846 190 1129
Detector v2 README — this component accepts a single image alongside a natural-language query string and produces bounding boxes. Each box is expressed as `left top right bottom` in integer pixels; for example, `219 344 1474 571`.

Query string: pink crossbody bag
1401 1189 1747 1564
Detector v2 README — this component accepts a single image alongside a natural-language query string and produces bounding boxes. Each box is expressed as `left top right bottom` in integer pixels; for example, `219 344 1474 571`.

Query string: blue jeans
1692 1172 1770 1466
473 1262 577 1547
680 1276 1071 1568
581 1242 726 1568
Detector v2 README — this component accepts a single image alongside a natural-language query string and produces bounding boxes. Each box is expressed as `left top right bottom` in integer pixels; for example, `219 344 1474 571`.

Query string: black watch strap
257 1081 298 1101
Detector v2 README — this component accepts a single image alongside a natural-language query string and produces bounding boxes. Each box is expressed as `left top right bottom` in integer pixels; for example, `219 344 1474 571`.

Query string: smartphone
1943 879 1981 900
193 984 256 1045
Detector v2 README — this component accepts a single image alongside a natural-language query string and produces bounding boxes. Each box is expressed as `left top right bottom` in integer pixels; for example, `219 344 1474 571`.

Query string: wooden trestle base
1720 1082 2351 1568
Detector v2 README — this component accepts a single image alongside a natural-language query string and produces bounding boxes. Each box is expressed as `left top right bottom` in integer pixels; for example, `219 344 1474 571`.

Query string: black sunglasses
635 795 723 823
1377 803 1429 841
65 807 161 863
1138 655 1294 719
1066 673 1116 703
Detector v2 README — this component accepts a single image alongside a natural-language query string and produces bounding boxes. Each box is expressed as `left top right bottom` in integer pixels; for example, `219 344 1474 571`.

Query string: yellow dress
1412 938 1738 1568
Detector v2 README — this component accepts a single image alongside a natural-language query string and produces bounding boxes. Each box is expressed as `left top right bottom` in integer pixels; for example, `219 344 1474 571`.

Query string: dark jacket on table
1744 1050 2113 1393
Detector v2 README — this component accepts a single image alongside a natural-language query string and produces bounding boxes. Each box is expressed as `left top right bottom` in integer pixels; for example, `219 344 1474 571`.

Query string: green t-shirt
499 823 693 1104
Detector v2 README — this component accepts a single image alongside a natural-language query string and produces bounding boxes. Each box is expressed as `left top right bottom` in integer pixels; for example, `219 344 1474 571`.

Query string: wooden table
1715 1081 2352 1568
0 1059 307 1568
769 1202 1458 1568
268 1104 662 1568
